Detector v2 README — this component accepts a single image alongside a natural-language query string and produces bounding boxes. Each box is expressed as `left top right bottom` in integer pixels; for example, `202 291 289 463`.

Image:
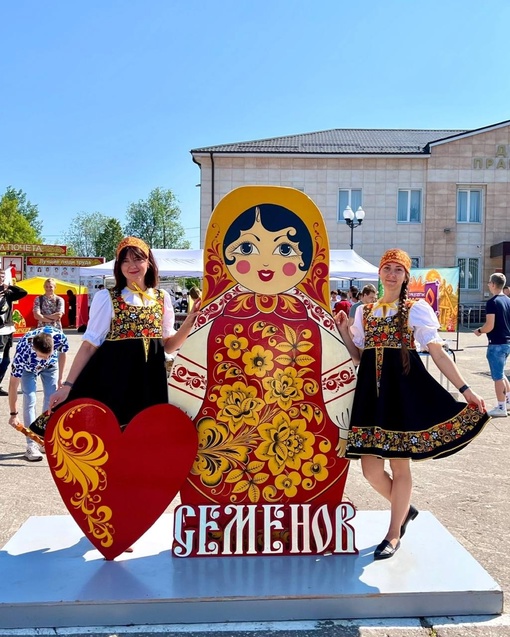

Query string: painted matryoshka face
225 216 307 295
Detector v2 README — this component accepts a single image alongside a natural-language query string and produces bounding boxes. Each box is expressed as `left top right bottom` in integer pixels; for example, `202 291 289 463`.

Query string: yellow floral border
48 403 113 547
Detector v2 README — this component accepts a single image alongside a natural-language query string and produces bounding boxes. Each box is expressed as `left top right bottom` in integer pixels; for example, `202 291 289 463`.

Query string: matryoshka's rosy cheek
236 260 251 275
282 262 297 277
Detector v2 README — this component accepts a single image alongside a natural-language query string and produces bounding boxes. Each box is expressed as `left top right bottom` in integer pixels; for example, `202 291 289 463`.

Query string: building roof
191 128 467 155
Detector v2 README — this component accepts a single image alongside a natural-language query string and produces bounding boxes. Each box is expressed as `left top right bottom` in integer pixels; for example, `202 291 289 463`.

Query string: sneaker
488 406 508 418
23 445 43 462
507 403 510 413
0 387 8 396
38 444 46 454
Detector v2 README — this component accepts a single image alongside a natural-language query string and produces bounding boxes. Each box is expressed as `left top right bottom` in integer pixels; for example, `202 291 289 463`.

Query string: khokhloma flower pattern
187 294 351 505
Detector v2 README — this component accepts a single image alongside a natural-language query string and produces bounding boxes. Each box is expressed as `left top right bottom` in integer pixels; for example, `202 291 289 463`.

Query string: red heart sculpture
45 399 198 560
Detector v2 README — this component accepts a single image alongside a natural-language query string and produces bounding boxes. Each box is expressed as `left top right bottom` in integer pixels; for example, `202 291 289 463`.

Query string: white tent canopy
329 249 379 280
79 249 204 278
79 248 378 281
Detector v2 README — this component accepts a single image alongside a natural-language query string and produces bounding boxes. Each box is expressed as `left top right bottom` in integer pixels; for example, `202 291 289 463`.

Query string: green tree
94 218 124 261
124 187 191 249
0 196 40 243
3 186 43 238
184 277 201 290
63 212 113 256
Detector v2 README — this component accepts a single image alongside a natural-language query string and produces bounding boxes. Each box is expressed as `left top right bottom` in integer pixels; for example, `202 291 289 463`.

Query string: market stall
13 277 89 336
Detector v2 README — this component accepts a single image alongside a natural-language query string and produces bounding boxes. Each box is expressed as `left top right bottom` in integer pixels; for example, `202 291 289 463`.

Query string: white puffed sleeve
162 289 176 339
350 303 366 349
82 290 114 347
409 300 444 351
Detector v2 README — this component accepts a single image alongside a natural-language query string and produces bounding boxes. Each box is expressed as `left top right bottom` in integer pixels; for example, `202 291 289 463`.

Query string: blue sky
1 0 509 249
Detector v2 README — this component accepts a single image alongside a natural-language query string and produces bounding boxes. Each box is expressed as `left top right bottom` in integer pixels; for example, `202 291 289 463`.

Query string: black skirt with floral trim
346 347 490 460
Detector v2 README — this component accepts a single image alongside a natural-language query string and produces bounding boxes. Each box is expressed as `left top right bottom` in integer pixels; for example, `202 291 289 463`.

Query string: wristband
10 412 18 416
458 384 469 394
63 381 74 388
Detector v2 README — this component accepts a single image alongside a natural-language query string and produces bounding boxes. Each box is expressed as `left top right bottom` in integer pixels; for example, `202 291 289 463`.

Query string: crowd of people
1 240 502 562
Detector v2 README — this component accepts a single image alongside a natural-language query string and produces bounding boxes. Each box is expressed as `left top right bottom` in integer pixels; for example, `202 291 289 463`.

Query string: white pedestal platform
0 511 502 629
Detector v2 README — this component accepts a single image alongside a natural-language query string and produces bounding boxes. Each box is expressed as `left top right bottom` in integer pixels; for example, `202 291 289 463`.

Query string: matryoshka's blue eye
274 243 299 257
233 242 259 256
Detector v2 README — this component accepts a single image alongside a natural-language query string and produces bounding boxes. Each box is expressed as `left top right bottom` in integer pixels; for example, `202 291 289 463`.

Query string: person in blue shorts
475 272 510 418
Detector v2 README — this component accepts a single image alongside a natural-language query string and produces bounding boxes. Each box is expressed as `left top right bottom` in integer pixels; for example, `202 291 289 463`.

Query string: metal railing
459 303 486 328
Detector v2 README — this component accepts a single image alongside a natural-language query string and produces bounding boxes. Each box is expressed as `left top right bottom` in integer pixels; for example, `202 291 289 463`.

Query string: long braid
397 276 411 375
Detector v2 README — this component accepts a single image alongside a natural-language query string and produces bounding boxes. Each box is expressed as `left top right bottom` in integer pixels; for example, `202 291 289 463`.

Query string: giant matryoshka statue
169 186 356 516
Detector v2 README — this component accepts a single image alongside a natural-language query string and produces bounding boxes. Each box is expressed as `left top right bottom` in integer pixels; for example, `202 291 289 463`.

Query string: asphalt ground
1 327 509 637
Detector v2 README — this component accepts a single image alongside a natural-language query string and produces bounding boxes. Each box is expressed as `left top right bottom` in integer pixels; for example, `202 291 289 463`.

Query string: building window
397 189 421 223
338 189 362 221
411 257 420 268
458 257 480 290
457 189 482 223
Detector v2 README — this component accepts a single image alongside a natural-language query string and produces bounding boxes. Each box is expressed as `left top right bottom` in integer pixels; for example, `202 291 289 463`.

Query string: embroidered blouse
351 298 444 351
82 288 176 348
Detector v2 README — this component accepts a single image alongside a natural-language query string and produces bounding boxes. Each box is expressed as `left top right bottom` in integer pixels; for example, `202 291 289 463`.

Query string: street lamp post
342 205 365 250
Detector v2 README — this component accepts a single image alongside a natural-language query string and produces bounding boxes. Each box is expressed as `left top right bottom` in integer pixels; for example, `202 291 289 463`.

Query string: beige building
191 120 510 303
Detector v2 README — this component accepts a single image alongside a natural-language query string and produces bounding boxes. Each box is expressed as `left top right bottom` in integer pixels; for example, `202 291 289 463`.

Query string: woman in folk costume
169 186 358 517
339 248 489 560
49 237 199 425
